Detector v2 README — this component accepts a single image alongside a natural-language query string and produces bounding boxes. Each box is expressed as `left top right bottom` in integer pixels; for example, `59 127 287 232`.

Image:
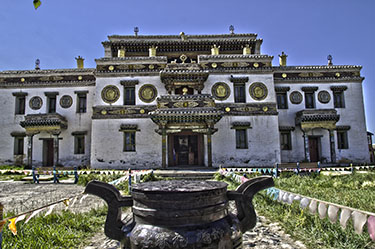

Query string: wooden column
161 122 167 169
329 129 336 163
207 132 212 167
27 134 34 167
53 133 60 167
303 131 310 162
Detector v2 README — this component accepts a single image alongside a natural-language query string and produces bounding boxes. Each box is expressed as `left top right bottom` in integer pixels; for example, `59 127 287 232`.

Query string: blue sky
1 0 374 133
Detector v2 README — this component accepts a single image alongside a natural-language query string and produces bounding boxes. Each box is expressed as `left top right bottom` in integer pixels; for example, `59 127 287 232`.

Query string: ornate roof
296 109 340 123
20 113 68 130
150 107 223 124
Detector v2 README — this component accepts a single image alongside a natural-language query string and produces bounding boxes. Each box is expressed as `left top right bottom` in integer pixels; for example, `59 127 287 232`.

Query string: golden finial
279 51 287 66
211 44 220 55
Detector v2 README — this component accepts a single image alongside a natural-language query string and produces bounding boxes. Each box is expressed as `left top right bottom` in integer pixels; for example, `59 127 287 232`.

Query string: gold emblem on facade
148 64 155 69
101 110 107 115
249 82 268 101
21 78 25 82
211 63 217 68
253 62 259 68
211 82 230 101
78 76 83 80
335 72 341 77
225 107 231 112
282 73 287 78
139 84 157 103
140 109 145 114
108 66 115 71
262 106 268 112
101 85 120 104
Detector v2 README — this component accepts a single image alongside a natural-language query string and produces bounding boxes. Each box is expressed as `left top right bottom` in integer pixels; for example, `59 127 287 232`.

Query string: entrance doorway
168 132 204 166
308 137 320 162
43 139 54 166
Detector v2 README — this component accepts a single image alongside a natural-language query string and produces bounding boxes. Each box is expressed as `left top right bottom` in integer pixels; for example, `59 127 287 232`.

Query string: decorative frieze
216 103 277 116
92 105 157 119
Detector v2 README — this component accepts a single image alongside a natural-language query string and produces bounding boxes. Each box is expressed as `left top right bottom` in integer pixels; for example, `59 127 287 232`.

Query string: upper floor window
124 87 135 105
234 84 246 103
277 92 288 109
45 92 58 113
72 131 87 154
13 92 27 115
75 91 88 113
333 91 345 108
304 92 315 108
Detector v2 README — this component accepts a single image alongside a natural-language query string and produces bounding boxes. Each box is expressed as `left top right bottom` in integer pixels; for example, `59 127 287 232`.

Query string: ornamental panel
211 82 231 101
101 85 120 104
60 95 73 108
29 96 43 110
318 91 331 104
249 82 268 101
289 91 303 104
139 84 158 103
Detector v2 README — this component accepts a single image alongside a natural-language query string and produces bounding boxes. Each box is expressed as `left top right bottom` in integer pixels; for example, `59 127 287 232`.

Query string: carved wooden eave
160 64 209 92
0 68 95 88
295 109 340 131
273 65 364 83
20 113 68 134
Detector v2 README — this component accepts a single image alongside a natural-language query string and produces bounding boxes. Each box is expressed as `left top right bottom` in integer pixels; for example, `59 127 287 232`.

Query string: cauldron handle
85 180 134 242
227 176 274 232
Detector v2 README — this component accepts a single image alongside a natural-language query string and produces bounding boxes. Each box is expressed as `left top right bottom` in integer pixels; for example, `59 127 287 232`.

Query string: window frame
337 130 349 149
333 91 345 108
74 135 85 154
124 86 136 105
304 92 315 109
234 83 246 103
235 129 248 149
280 131 292 150
276 92 288 109
75 91 88 113
14 137 24 155
13 92 27 115
123 131 136 152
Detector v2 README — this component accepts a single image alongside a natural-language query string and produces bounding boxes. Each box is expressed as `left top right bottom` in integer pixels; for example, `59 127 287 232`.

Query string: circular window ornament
290 91 303 104
249 82 268 101
29 96 43 110
60 95 73 108
211 82 231 101
101 85 120 104
139 84 158 103
318 90 331 104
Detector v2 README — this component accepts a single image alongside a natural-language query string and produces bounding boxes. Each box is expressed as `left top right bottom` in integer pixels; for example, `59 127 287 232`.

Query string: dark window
77 94 87 113
124 132 136 151
234 84 246 103
74 135 85 154
15 96 26 115
334 92 345 108
48 96 56 113
235 129 248 149
277 93 288 109
305 92 315 108
280 131 292 150
337 131 348 149
124 87 135 105
14 137 24 155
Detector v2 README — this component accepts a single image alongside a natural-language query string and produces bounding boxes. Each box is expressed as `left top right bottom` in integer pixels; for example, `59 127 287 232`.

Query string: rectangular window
234 84 246 103
337 131 348 149
235 129 248 149
124 131 136 151
74 135 85 154
280 131 292 150
77 94 87 113
276 92 288 109
124 87 135 105
305 92 315 108
14 137 24 155
15 96 26 115
334 92 345 108
47 96 56 113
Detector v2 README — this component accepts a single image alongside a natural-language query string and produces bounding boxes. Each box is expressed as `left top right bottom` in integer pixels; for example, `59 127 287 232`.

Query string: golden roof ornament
211 44 220 55
180 32 187 41
149 45 158 57
243 44 251 55
75 56 84 69
118 47 126 58
279 51 287 66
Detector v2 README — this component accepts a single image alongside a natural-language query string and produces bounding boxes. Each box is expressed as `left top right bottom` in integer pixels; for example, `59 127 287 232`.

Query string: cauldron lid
132 180 227 193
